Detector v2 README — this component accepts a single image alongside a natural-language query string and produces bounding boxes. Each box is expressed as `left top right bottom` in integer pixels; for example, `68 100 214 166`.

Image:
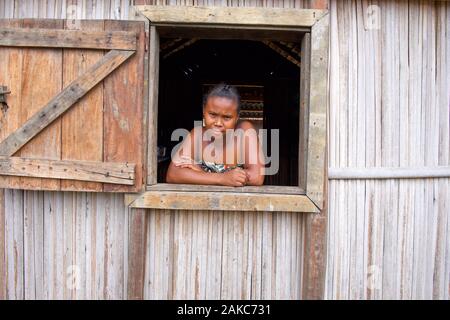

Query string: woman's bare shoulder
236 120 256 130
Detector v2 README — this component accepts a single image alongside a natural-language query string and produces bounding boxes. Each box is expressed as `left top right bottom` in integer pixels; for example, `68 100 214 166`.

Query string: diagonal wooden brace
0 49 135 157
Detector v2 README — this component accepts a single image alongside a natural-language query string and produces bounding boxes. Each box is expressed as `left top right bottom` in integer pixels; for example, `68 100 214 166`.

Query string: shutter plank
0 28 137 50
0 19 23 189
0 156 135 185
61 20 105 191
103 20 146 192
17 19 63 190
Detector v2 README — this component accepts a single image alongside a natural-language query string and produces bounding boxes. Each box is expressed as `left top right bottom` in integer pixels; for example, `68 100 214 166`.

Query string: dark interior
157 38 301 186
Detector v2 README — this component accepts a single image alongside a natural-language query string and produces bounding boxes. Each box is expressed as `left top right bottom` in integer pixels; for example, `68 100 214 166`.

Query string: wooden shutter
0 19 147 192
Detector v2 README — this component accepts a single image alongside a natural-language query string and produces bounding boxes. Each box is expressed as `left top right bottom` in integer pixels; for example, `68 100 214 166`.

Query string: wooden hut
0 0 448 300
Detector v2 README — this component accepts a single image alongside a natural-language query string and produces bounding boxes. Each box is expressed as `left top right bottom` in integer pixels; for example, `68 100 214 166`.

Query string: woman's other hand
220 167 249 187
173 155 202 172
175 163 203 172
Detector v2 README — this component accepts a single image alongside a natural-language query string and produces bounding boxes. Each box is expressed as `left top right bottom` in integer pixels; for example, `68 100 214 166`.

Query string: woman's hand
175 163 203 172
173 155 202 172
220 167 249 187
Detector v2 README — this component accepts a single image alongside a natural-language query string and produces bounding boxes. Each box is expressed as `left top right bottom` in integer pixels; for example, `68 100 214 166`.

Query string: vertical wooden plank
232 212 241 299
17 19 63 190
205 211 223 299
325 0 338 299
147 25 160 185
94 193 106 299
324 181 335 299
61 20 104 192
250 212 263 299
23 190 44 299
103 192 114 299
195 211 208 299
74 192 88 299
380 0 398 299
4 190 24 299
163 210 173 299
204 211 214 298
85 192 98 299
281 213 289 298
62 192 75 300
0 17 16 294
127 208 147 299
171 210 182 299
103 20 146 192
144 209 155 299
274 213 282 299
220 211 230 299
111 194 127 299
399 179 414 299
424 3 439 300
426 178 439 298
346 0 357 299
397 0 410 299
261 212 273 299
0 19 23 189
185 210 193 299
0 188 5 299
291 213 299 299
437 1 449 168
189 209 198 300
242 212 252 299
299 33 311 190
302 9 329 298
153 209 163 299
43 191 64 299
434 0 450 300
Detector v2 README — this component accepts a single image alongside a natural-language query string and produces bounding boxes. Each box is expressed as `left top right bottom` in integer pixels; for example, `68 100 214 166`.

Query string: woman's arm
166 127 248 186
238 121 265 186
166 161 248 187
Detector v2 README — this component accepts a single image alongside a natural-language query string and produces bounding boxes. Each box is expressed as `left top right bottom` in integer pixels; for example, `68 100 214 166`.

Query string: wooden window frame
126 5 329 213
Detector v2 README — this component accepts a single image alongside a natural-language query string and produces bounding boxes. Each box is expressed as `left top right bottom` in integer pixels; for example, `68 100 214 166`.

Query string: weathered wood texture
306 13 328 210
147 183 305 194
0 28 137 50
137 4 326 27
326 0 449 299
129 191 319 212
0 49 135 157
0 0 312 300
1 0 448 301
103 19 147 193
0 17 146 192
0 157 135 185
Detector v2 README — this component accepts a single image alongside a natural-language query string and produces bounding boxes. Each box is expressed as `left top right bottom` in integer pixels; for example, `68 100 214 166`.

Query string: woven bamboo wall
0 0 448 300
326 0 449 299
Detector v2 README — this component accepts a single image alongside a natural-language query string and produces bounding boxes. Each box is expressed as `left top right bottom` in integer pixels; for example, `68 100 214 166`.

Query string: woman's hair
203 83 241 114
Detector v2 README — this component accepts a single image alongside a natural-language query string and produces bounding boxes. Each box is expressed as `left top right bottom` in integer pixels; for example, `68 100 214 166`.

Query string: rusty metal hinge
0 85 11 113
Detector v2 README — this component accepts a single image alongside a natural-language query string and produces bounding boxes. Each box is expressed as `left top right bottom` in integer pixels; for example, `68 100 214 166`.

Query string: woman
166 83 265 187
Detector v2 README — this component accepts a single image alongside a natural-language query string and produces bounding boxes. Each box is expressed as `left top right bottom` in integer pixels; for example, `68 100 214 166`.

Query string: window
126 6 329 212
157 39 301 187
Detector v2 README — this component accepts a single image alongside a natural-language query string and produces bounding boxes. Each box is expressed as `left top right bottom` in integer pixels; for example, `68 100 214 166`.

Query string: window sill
146 183 305 194
125 184 319 213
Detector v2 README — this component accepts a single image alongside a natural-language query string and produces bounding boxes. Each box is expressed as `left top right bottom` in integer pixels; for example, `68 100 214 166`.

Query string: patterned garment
200 161 245 173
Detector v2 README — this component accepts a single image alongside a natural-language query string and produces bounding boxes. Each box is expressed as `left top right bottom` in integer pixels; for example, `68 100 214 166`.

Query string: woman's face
203 96 239 137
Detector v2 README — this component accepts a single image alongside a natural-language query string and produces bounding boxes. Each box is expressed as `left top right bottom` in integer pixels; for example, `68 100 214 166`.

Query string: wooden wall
0 0 308 300
0 0 449 300
327 0 449 299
